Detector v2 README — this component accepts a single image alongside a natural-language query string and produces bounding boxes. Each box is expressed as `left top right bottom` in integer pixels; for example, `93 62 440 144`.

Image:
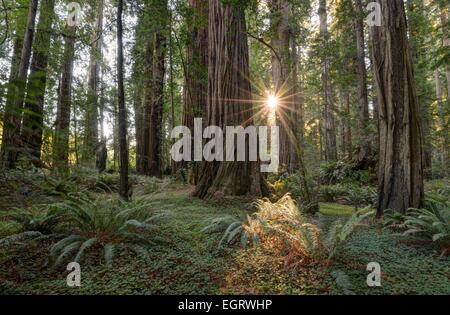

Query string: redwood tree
84 0 104 163
269 0 296 171
353 0 371 165
53 24 76 172
372 0 424 215
318 0 337 161
117 0 129 200
21 0 56 162
183 0 208 184
194 0 267 198
1 0 38 168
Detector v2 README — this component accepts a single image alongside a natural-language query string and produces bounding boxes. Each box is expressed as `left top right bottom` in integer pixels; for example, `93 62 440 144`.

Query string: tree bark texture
372 0 424 215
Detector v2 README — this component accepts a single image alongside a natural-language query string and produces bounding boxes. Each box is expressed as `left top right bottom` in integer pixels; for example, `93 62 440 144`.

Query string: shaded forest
0 0 449 295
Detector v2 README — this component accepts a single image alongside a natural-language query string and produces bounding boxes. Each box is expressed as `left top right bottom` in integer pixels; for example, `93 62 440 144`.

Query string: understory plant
383 194 450 255
49 194 169 267
204 194 374 266
1 205 63 234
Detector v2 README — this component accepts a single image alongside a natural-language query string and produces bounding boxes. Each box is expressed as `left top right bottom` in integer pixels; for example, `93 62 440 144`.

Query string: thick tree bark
2 33 25 165
318 0 337 161
139 0 169 177
407 0 432 172
353 0 371 165
148 31 167 177
183 0 208 184
139 38 154 175
435 69 449 175
269 0 297 171
84 0 104 163
117 0 129 200
193 0 267 199
1 0 38 168
372 0 424 216
439 5 450 174
53 25 76 172
21 0 56 163
343 91 352 159
440 6 450 100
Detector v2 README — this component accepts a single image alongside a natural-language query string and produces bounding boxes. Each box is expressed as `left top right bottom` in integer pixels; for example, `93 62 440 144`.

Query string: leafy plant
319 184 348 202
343 186 376 210
49 194 169 267
404 198 450 244
383 209 408 230
382 195 450 256
325 208 375 259
319 184 376 207
204 194 325 265
319 161 353 185
0 205 64 235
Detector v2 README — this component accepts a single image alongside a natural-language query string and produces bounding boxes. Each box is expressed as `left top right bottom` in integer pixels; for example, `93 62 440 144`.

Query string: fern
46 195 169 267
326 208 374 259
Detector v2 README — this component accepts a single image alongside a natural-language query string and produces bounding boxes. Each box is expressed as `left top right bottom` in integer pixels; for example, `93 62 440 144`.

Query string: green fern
0 205 64 235
326 208 374 259
47 195 169 267
403 197 450 244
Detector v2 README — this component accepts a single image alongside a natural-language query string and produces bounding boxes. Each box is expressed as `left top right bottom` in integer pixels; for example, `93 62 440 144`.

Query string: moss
320 203 355 217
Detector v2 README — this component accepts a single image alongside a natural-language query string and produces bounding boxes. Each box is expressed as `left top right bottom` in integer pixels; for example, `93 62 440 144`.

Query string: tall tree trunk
435 69 449 175
117 0 129 200
84 0 104 163
269 0 297 172
144 0 169 177
183 0 208 184
1 22 26 165
53 25 76 172
407 0 432 173
21 0 56 163
440 6 450 100
1 0 38 168
353 0 371 165
439 5 450 174
168 10 176 175
131 12 144 174
368 35 379 151
318 0 337 161
343 90 352 159
194 0 267 199
148 30 167 177
372 0 424 216
139 38 154 175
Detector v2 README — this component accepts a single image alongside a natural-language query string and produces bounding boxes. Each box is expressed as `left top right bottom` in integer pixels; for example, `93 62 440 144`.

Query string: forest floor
0 171 449 294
